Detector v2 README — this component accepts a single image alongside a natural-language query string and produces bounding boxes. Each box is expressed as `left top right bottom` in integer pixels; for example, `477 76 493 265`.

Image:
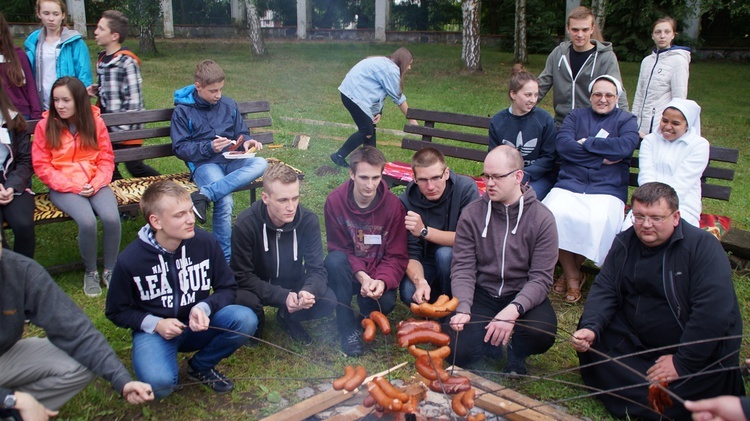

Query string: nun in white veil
623 98 709 229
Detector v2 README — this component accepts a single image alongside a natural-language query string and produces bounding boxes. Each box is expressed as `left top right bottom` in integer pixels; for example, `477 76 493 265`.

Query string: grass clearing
20 39 750 419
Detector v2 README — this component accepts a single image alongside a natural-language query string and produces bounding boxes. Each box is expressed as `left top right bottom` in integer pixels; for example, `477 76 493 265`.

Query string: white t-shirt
41 40 60 110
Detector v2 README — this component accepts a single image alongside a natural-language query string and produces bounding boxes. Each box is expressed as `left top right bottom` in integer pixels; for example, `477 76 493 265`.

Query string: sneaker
187 362 234 394
340 330 363 357
101 270 113 288
503 344 527 379
330 152 349 168
190 191 210 224
83 271 102 297
276 309 312 345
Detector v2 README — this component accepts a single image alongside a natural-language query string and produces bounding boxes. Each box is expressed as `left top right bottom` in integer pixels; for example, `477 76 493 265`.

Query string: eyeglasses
631 211 675 225
480 169 520 182
591 92 617 100
415 168 447 185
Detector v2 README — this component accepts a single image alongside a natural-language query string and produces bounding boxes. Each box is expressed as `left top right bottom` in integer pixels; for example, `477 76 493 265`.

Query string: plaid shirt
96 49 144 132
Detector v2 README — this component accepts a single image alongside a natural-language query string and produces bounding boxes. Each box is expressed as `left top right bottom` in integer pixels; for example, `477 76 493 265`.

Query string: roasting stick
260 362 408 421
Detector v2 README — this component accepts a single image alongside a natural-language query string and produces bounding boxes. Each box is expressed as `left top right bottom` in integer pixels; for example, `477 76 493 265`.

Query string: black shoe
503 344 527 379
276 309 312 345
330 152 349 168
187 361 234 394
190 191 210 224
340 330 363 357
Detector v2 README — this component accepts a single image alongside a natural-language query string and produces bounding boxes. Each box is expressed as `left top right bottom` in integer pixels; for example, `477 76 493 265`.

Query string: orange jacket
32 106 115 194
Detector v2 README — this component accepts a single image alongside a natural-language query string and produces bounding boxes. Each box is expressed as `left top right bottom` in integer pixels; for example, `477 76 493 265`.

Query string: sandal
564 275 587 304
552 274 567 295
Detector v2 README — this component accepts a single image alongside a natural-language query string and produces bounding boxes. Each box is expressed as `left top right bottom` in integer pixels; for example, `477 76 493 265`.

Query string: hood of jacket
652 45 692 60
173 84 198 106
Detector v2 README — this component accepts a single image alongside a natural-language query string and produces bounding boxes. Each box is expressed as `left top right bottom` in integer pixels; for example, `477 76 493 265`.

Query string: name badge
0 128 9 144
595 128 610 139
364 234 382 245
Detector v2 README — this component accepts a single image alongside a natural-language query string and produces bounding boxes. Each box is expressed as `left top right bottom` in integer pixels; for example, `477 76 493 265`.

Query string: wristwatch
511 302 525 317
2 393 15 409
419 226 429 238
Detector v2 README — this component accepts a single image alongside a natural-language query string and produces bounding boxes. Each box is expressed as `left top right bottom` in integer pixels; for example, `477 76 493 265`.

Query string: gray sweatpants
49 187 121 272
0 338 96 410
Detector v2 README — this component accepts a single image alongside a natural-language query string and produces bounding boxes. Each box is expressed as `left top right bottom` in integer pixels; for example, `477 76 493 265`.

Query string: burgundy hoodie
324 179 408 290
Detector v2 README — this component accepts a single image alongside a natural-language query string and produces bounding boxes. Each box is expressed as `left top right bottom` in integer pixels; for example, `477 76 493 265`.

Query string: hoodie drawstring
293 228 298 262
511 196 524 235
262 223 269 252
481 199 492 238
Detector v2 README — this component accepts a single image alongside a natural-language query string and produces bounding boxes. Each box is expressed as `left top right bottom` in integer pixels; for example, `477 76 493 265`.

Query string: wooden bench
24 100 302 226
382 108 738 236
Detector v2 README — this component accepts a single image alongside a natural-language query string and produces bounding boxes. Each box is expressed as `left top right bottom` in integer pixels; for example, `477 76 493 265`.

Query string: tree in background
126 0 162 54
246 0 268 55
514 0 528 63
462 0 481 71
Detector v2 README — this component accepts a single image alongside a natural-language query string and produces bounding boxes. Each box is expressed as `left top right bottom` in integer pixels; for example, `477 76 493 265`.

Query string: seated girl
32 76 119 297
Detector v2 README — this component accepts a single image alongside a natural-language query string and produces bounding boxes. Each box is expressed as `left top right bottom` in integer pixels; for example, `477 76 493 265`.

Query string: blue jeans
131 305 257 399
193 158 268 260
324 250 397 335
400 246 453 305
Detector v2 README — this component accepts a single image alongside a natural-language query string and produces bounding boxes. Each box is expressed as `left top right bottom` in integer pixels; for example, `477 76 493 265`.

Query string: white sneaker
83 271 102 297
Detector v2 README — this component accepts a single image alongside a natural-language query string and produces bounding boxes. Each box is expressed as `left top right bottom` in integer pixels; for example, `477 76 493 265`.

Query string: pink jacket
32 106 114 193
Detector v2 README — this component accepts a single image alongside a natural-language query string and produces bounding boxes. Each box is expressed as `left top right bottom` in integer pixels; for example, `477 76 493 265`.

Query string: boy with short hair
171 59 268 261
89 10 159 180
105 180 258 399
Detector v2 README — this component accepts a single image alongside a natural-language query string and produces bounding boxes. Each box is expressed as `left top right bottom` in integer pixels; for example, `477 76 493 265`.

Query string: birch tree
462 0 481 71
245 0 268 56
513 0 528 63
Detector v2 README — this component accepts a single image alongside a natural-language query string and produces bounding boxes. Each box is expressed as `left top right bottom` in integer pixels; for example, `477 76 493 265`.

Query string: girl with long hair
32 77 119 297
0 78 36 257
23 0 92 110
331 47 418 167
0 13 42 119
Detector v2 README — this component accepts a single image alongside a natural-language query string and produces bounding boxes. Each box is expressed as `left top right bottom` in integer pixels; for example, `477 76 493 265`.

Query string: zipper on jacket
275 231 281 278
665 265 684 331
498 205 510 297
639 53 660 132
168 253 180 319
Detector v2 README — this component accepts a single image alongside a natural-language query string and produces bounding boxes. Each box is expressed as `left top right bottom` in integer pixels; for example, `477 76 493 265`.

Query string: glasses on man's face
591 92 617 100
480 169 520 182
415 168 446 185
631 211 675 225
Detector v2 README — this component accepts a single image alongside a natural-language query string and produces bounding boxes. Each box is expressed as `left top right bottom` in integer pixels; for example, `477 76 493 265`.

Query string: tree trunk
245 0 268 56
514 0 527 63
138 24 158 54
462 0 481 71
590 0 606 32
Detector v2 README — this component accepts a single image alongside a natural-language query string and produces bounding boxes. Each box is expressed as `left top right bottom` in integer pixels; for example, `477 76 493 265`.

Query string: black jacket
230 200 327 309
579 220 743 376
0 123 33 192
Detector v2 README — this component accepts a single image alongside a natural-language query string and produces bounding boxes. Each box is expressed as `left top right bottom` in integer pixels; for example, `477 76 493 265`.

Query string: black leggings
0 191 35 258
336 93 376 158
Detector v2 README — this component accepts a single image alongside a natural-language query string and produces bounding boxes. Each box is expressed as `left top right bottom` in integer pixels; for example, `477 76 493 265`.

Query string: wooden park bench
382 108 739 238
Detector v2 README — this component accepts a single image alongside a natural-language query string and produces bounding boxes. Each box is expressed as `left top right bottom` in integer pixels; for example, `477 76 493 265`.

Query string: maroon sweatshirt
324 179 408 290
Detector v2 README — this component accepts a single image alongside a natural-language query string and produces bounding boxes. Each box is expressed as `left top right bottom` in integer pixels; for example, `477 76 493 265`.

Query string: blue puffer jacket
554 107 639 203
170 85 251 170
24 27 93 102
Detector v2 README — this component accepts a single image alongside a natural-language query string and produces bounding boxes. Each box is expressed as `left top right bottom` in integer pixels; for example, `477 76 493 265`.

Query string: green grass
21 39 750 420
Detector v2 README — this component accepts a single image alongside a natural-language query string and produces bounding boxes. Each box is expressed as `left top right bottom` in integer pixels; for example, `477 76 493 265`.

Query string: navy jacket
170 85 251 170
554 107 639 202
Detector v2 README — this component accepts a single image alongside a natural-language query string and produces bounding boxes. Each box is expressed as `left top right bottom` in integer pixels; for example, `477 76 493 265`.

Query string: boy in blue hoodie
105 180 258 399
170 60 268 261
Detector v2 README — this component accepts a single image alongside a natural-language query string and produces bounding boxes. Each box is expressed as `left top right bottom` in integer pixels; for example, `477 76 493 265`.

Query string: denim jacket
338 56 406 119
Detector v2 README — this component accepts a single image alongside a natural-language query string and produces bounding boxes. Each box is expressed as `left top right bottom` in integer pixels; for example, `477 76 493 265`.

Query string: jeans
131 304 257 399
399 246 453 305
445 286 557 367
324 250 397 335
236 286 337 337
192 157 268 261
336 93 376 158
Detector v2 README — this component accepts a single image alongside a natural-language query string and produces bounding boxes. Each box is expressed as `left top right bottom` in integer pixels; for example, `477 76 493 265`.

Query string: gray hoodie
538 40 629 125
450 186 558 315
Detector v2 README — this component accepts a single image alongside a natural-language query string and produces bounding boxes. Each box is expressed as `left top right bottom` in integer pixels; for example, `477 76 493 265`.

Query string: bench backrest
403 108 737 201
26 101 274 163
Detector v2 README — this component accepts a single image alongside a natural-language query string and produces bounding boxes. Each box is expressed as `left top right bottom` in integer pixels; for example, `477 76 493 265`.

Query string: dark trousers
447 285 557 367
236 286 337 337
324 250 397 335
111 143 160 180
336 93 376 158
0 191 35 258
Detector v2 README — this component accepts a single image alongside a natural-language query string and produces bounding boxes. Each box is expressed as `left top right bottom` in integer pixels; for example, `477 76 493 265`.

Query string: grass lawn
21 39 750 420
